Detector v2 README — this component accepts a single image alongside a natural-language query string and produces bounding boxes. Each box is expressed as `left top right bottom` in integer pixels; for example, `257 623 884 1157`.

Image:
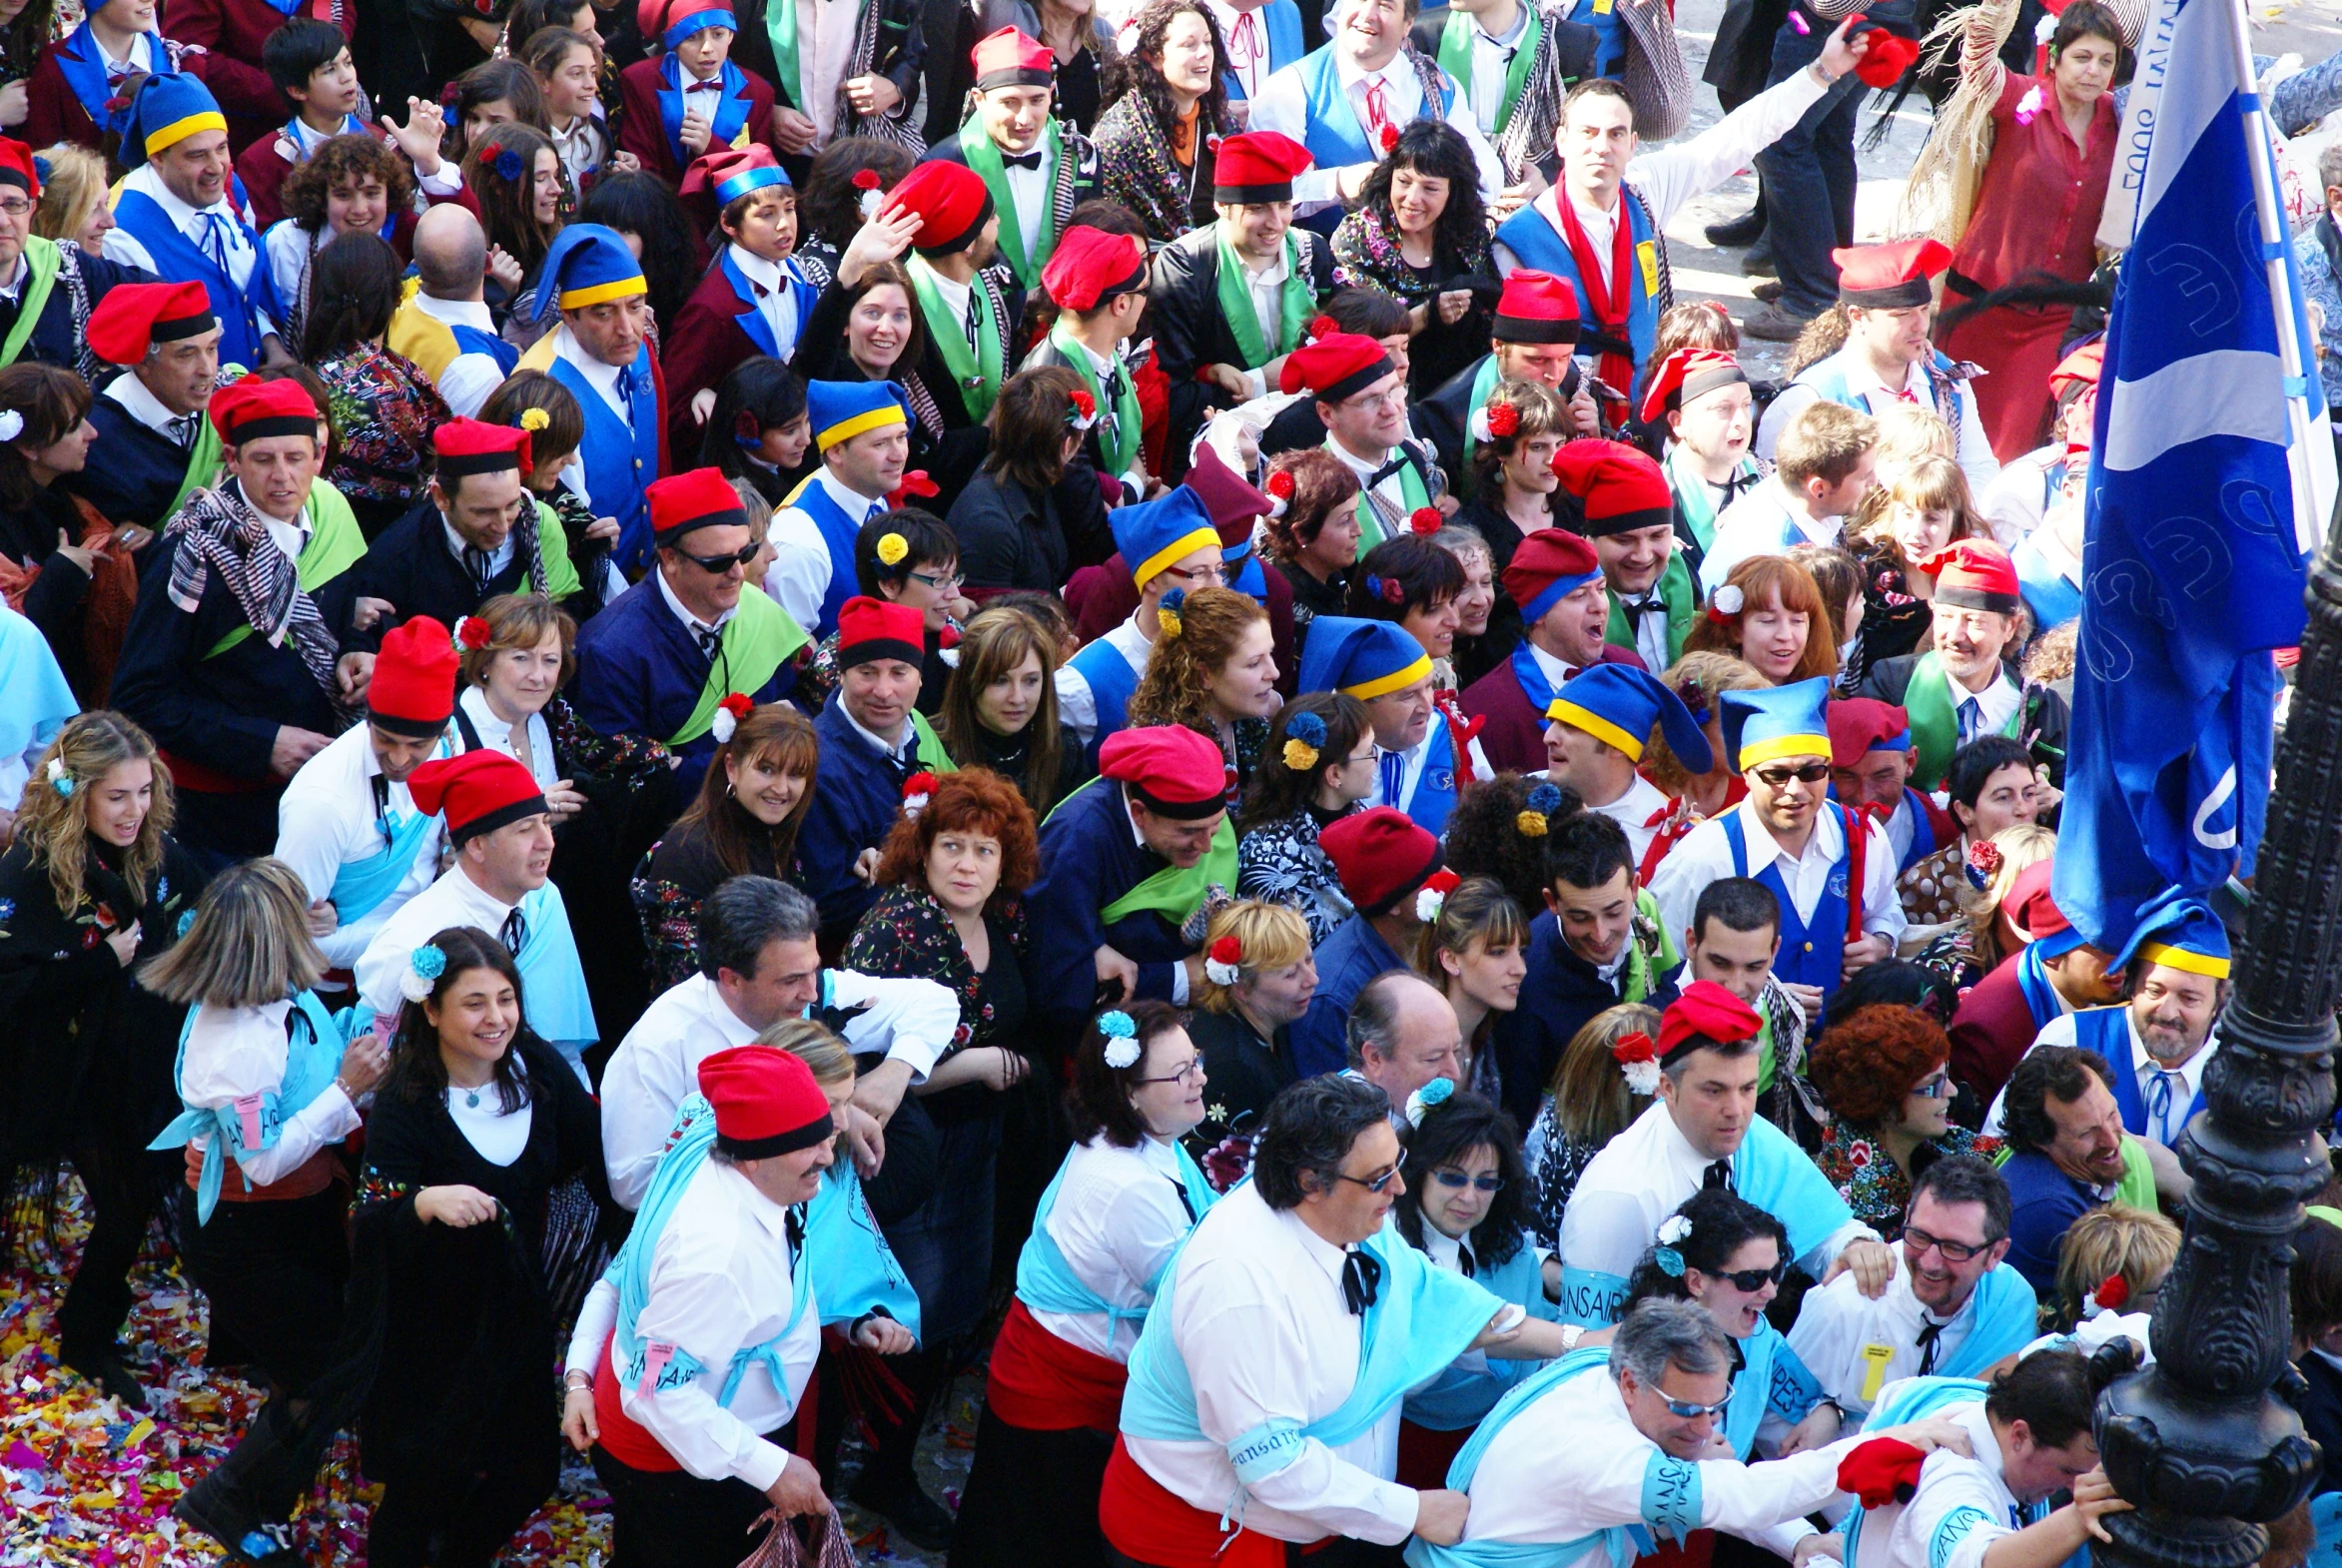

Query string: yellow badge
1637 240 1661 297
1859 1341 1895 1403
1594 0 1613 13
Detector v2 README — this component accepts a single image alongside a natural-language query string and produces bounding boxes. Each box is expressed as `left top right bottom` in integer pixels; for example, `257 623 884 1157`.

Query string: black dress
351 1035 605 1568
958 718 1095 816
0 485 100 695
1179 1006 1298 1190
631 804 807 994
1274 556 1350 656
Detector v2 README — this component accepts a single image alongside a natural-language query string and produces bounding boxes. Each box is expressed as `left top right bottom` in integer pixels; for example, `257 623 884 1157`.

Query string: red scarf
1553 191 1639 409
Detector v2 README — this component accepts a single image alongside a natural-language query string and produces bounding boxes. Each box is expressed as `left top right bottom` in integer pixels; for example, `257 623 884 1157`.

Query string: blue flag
2052 0 2326 952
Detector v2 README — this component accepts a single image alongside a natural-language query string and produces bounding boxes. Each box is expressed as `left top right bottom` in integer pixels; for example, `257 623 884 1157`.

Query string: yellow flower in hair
876 532 910 566
518 407 551 432
1282 738 1320 772
1158 587 1186 639
1516 809 1549 837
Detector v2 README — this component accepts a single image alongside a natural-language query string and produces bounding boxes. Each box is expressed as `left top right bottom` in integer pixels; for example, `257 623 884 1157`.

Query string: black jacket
1411 351 1583 484
1147 224 1336 470
1490 909 1682 1128
1855 654 2071 789
947 462 1115 594
350 498 543 632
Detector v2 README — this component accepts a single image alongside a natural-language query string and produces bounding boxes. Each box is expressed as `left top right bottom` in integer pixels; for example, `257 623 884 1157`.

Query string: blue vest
1224 0 1305 98
788 477 880 639
1794 347 1969 449
719 249 817 363
1492 194 1661 375
550 350 661 574
1068 633 1143 742
1723 803 1854 995
1563 0 1628 74
2013 532 2082 633
149 991 352 1224
450 322 521 378
1398 708 1462 837
2075 1006 2202 1144
113 187 277 373
1891 786 1940 876
1295 45 1457 172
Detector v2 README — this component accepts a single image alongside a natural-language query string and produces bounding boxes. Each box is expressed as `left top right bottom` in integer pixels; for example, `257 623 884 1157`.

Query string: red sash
986 1297 1130 1432
592 1328 684 1473
1100 1436 1305 1568
183 1141 338 1203
1553 193 1639 411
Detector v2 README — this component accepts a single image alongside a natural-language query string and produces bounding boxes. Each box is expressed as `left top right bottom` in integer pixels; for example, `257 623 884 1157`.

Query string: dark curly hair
1346 534 1465 622
1622 1187 1787 1310
1443 773 1582 919
1983 1343 2112 1450
1237 692 1371 834
386 926 534 1115
797 137 919 257
870 767 1041 913
1393 1091 1529 1269
1101 0 1230 144
1356 119 1490 274
2000 1045 2115 1156
1805 1004 1951 1129
1262 447 1362 560
1068 999 1188 1148
1254 1074 1392 1209
280 133 415 234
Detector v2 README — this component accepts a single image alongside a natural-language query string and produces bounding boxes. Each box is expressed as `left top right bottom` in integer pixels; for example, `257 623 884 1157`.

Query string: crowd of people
0 0 2328 1559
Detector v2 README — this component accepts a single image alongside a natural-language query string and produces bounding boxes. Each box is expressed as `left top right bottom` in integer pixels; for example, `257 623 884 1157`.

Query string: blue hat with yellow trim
120 73 227 170
1296 615 1433 702
1547 664 1712 772
1112 487 1220 590
1719 676 1834 774
533 223 649 323
2112 887 2232 982
807 380 909 451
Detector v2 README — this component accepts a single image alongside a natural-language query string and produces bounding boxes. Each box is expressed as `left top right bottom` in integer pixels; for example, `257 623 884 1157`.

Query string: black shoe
1705 210 1764 247
1752 278 1785 305
174 1491 303 1567
63 1348 148 1410
851 1477 957 1552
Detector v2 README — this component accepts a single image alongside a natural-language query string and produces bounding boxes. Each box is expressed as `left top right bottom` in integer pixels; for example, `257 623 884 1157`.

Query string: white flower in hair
1712 583 1745 616
1620 1058 1662 1097
398 942 448 1003
1403 1076 1454 1129
0 410 24 442
1656 1213 1693 1246
1467 405 1493 443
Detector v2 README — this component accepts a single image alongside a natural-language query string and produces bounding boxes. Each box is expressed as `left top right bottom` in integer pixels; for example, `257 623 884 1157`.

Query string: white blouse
460 685 559 790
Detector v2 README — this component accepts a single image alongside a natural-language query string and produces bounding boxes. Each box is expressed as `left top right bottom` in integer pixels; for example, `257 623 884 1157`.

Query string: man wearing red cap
1289 803 1448 1076
356 748 599 1061
1027 724 1234 1042
352 419 584 630
64 281 227 536
615 0 778 186
1553 437 1697 673
920 28 1102 291
1757 237 1998 497
1283 327 1448 550
1462 527 1642 775
1641 344 1761 561
1413 268 1601 483
1023 224 1156 501
0 136 147 375
1826 696 1953 877
1855 537 2067 793
274 614 460 969
111 376 379 861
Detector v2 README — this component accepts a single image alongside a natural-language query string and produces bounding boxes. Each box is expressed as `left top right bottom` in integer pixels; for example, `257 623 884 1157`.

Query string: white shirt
179 1000 362 1186
655 562 739 648
1002 152 1051 272
1367 707 1494 817
727 245 802 363
767 467 887 632
1123 1182 1432 1545
1981 1009 2216 1147
1032 1134 1200 1361
104 165 279 346
1248 49 1505 208
445 1067 533 1165
1979 443 2064 548
1461 7 1531 134
1866 1400 2023 1568
1648 795 1908 957
105 369 211 458
600 970 960 1210
458 685 557 790
1209 0 1275 98
1493 65 1830 275
1947 667 2023 746
1454 1363 1858 1559
1699 477 1841 594
1787 1248 2003 1420
1614 586 1673 676
1058 611 1155 745
407 293 507 417
1587 773 1672 867
797 0 865 146
276 722 454 969
1064 332 1150 493
355 863 524 1032
1229 240 1294 402
96 29 152 79
1758 358 1998 500
548 111 610 191
1329 434 1412 519
1559 1101 1877 1295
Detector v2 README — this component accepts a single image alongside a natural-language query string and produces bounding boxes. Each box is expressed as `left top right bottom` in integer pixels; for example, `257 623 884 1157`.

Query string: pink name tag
233 1095 267 1149
637 1341 676 1398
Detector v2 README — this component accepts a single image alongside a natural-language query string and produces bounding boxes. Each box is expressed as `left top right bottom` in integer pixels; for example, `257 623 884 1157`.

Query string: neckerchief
1214 228 1314 371
0 238 60 369
764 0 803 107
56 21 165 137
961 116 1065 288
166 481 349 714
1508 637 1566 716
2013 943 2064 1033
1050 322 1144 476
1341 440 1436 550
906 255 1004 423
1436 5 1540 134
1666 446 1759 551
1554 188 1637 396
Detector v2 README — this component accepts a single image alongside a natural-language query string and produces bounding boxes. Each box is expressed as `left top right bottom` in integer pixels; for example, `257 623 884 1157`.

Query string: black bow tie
1621 595 1669 618
1366 455 1408 487
1341 1247 1382 1315
1001 150 1045 171
1702 1159 1733 1192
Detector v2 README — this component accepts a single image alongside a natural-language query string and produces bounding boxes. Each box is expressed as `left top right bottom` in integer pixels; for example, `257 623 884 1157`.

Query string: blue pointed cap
2112 887 2232 981
1547 663 1712 773
805 380 909 450
1718 676 1833 774
533 223 649 323
1111 487 1219 589
1295 615 1433 700
121 74 225 170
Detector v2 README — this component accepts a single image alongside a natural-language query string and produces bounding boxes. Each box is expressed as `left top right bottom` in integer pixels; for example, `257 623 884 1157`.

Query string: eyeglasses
676 543 759 574
1752 762 1832 788
1903 1223 1988 1263
1909 1073 1952 1100
1656 1390 1732 1420
1431 1169 1505 1193
0 199 32 219
908 568 965 592
1710 1260 1789 1292
1336 1164 1402 1194
1134 1057 1204 1086
1162 561 1227 585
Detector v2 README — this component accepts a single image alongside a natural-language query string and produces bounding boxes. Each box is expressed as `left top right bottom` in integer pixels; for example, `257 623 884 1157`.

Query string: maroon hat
1825 697 1912 768
1833 237 1952 310
1657 980 1762 1062
1041 224 1148 314
407 749 549 844
971 25 1053 89
887 160 996 256
1212 130 1312 204
1638 347 1747 425
1100 724 1227 820
837 594 926 669
698 1045 835 1158
1320 805 1444 917
1183 442 1273 544
1500 527 1603 623
2003 859 2070 940
1280 323 1395 403
1492 270 1580 347
1551 440 1672 539
1922 538 2022 616
369 615 459 738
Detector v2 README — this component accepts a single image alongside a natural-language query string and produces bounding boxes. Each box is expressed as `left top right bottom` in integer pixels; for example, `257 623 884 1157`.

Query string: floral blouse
316 343 453 507
842 883 1031 1056
1236 803 1358 947
1522 1098 1608 1251
1813 1123 2001 1241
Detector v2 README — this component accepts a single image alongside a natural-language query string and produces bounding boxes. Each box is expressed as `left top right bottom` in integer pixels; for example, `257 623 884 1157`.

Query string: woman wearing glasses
1391 1089 1560 1488
795 509 968 716
1806 1004 1999 1241
953 1000 1215 1568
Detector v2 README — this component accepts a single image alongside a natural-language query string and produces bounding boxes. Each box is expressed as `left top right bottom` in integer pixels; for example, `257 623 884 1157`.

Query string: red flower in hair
1610 1031 1656 1065
1205 132 1223 151
1377 123 1400 154
1408 506 1441 535
1307 314 1339 342
1487 402 1520 437
1379 575 1406 605
940 624 961 649
454 616 491 651
1209 935 1243 967
718 693 753 721
1265 469 1296 500
851 170 882 191
1966 839 2004 877
2093 1272 2128 1311
903 771 941 801
1070 388 1097 418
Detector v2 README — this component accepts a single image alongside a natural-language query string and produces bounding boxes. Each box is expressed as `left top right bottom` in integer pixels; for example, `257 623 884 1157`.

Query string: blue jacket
1999 1149 2098 1294
1290 913 1408 1080
1027 776 1196 1038
569 575 794 798
1489 910 1682 1128
800 692 915 945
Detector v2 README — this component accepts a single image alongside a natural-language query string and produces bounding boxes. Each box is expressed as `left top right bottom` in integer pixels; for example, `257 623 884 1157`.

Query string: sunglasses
1657 1390 1732 1420
1336 1164 1402 1194
676 543 759 574
1903 1223 1988 1263
1707 1260 1788 1292
1753 762 1832 788
1431 1169 1505 1193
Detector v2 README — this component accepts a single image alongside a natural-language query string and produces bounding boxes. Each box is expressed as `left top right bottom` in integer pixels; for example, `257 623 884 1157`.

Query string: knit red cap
1492 270 1580 346
1657 980 1763 1060
1183 442 1273 540
1921 538 2021 615
435 416 531 478
1212 130 1312 203
888 159 996 256
1638 347 1748 425
1825 696 1911 768
1500 526 1602 616
1041 225 1148 313
1837 1439 1928 1509
649 465 749 546
368 615 459 737
406 749 548 845
971 25 1053 88
1319 805 1444 917
87 281 215 366
836 594 926 670
0 138 39 198
2003 860 2069 940
2050 341 2103 407
1099 724 1227 820
1551 440 1673 539
1279 331 1396 403
1833 237 1952 309
208 377 319 446
697 1045 836 1157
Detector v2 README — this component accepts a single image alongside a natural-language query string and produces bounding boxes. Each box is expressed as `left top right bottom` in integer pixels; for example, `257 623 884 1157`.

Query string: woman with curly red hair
1806 1002 1999 1240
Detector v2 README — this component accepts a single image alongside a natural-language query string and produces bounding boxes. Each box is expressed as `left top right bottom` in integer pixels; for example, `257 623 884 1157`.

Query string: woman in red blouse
1936 0 2131 460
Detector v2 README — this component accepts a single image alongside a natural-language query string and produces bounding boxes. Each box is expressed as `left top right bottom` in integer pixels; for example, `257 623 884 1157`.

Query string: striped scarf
165 482 349 714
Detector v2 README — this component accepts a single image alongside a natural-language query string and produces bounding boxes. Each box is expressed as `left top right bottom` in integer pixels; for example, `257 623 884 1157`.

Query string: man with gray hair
598 875 959 1209
1435 1297 1973 1561
385 204 521 417
1346 970 1466 1125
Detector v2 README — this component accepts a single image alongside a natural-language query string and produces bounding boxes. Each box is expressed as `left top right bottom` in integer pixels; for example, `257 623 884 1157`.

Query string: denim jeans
1752 20 1868 318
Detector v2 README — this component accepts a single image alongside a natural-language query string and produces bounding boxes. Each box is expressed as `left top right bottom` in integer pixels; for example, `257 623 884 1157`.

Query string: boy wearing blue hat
517 224 665 573
668 147 815 453
1542 661 1711 870
1296 613 1487 837
1060 487 1222 747
764 380 911 639
1647 676 1905 1005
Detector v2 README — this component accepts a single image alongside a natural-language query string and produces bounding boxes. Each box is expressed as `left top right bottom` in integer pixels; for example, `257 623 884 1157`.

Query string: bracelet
565 1370 593 1391
1559 1324 1585 1351
1809 60 1841 85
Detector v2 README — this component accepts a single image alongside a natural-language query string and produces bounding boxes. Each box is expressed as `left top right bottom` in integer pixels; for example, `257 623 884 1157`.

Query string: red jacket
614 56 775 189
1949 950 2049 1104
24 34 285 156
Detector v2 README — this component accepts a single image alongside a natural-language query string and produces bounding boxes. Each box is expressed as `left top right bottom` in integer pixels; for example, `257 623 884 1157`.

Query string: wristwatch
1560 1324 1586 1351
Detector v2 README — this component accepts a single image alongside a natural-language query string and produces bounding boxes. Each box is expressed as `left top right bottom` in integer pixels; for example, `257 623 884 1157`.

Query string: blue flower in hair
1099 1010 1136 1038
411 944 447 981
1655 1246 1686 1277
176 909 196 940
1287 710 1327 748
1527 782 1564 816
493 147 525 183
1160 588 1186 616
30 156 49 185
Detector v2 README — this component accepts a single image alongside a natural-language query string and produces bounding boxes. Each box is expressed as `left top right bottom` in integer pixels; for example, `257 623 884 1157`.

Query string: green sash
161 417 227 535
1049 322 1145 477
1604 552 1695 665
0 238 61 369
763 0 802 110
1214 230 1315 372
532 498 583 600
909 709 957 775
205 480 368 660
1342 443 1432 552
907 256 1005 424
963 117 1064 288
666 583 812 746
1435 6 1540 135
1457 354 1504 494
1903 651 2019 790
1100 816 1239 927
1620 886 1680 1005
1991 1136 2157 1211
1665 449 1755 552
